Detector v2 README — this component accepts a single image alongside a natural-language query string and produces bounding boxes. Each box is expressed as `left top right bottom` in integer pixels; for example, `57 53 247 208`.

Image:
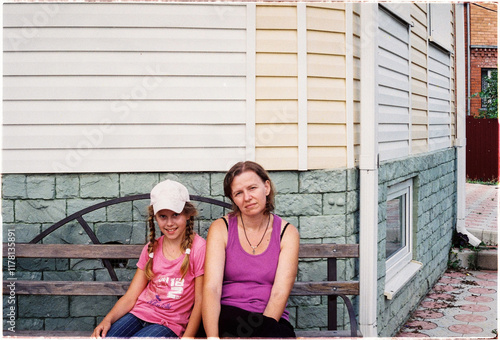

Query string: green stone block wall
2 169 360 333
376 148 457 336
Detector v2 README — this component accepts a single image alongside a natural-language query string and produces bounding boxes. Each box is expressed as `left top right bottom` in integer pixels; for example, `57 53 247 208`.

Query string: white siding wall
3 3 251 173
377 7 411 162
428 44 452 151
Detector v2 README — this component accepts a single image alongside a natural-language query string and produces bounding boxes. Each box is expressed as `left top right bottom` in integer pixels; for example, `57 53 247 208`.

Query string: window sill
384 260 423 300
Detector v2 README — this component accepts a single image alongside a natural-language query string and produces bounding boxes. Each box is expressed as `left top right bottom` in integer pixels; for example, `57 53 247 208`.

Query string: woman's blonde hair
144 202 198 280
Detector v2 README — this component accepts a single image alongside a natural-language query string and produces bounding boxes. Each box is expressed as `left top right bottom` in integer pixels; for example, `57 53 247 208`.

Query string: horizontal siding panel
379 140 409 160
308 124 346 146
411 48 427 68
307 78 345 100
429 98 450 113
378 49 409 76
428 85 450 101
378 124 409 142
3 100 246 125
378 87 409 107
429 137 450 151
308 146 346 169
256 6 297 29
307 31 345 55
256 77 298 100
412 140 428 154
4 125 245 149
4 3 247 28
256 53 297 76
4 52 246 76
412 94 427 110
3 148 245 173
379 68 409 91
255 124 297 147
411 79 427 96
429 125 450 138
379 9 409 38
4 28 246 52
412 125 427 139
307 54 345 78
429 112 450 125
255 100 298 123
256 147 297 170
429 70 450 89
4 76 245 100
412 109 428 125
308 101 346 124
256 30 297 53
306 6 345 33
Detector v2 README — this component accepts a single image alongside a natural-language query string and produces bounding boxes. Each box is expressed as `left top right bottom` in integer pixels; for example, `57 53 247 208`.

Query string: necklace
241 214 270 255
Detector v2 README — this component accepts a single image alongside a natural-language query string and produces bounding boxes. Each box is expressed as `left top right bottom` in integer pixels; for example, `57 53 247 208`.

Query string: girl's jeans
106 313 177 338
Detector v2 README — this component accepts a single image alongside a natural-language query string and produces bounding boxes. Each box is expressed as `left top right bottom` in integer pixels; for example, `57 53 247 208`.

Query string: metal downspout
359 3 379 336
455 3 481 247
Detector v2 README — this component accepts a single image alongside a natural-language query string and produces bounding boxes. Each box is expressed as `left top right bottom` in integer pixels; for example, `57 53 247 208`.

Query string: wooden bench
3 194 361 338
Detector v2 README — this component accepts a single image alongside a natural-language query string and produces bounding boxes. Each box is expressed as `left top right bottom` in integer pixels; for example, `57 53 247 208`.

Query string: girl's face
231 170 270 217
155 209 188 241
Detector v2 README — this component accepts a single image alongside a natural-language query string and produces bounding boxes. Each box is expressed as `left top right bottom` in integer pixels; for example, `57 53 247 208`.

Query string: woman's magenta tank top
221 213 289 320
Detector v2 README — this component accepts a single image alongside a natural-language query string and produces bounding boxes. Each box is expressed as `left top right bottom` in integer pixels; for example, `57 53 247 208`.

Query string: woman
202 161 300 338
91 180 205 338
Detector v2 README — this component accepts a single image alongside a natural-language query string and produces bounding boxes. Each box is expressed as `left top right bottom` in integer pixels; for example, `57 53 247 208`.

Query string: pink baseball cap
150 180 190 214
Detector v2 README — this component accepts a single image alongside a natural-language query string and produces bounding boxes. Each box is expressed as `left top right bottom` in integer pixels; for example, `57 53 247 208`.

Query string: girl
92 180 205 338
202 161 299 338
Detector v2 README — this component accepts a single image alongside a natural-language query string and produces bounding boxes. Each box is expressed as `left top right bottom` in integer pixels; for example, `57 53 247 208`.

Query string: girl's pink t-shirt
130 234 206 337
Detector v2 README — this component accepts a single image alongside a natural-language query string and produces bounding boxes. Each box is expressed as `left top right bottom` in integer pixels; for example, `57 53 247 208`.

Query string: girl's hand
91 319 111 339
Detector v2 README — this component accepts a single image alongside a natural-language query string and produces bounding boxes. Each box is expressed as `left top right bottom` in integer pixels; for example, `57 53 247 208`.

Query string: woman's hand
91 319 111 339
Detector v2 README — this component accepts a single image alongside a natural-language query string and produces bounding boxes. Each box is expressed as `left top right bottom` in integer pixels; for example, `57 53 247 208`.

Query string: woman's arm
263 221 300 321
91 268 149 338
202 218 228 338
182 275 204 338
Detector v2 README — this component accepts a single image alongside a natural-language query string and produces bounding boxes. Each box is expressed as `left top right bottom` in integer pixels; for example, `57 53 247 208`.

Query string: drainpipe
455 3 481 247
359 3 379 336
466 3 471 116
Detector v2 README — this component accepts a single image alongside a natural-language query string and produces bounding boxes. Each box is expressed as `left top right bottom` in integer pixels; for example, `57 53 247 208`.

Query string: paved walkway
466 183 498 245
396 183 498 338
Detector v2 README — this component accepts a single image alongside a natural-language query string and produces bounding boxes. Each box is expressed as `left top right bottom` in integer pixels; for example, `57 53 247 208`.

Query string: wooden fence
466 117 499 181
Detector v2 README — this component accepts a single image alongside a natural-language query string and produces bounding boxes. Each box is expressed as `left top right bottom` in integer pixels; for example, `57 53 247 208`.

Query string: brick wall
470 3 497 46
469 48 498 116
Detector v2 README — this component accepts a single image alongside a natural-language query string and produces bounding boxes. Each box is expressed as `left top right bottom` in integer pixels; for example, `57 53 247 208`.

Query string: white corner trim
384 260 423 300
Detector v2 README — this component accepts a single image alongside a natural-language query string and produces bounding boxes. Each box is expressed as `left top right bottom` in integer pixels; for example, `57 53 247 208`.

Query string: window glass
386 195 406 259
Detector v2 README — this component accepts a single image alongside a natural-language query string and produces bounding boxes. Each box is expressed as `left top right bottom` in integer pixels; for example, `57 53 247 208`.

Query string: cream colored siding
352 4 362 165
410 4 429 154
3 3 249 173
306 3 347 169
255 4 298 170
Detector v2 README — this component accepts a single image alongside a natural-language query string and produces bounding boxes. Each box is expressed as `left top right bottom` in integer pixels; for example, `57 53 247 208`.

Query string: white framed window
384 178 422 299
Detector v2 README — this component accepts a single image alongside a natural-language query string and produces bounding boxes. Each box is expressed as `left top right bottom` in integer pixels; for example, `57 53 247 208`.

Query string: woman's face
230 170 270 216
155 209 187 241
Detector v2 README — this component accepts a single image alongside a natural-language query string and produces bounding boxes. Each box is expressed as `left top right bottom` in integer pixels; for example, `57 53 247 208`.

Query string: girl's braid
144 205 158 280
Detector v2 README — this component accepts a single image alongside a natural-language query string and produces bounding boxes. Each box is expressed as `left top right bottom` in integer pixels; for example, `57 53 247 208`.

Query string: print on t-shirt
145 275 185 309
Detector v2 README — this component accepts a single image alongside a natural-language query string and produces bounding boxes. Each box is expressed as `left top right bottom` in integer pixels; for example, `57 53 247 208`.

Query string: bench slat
298 243 359 258
3 244 143 259
4 280 359 296
292 281 359 296
4 243 358 259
